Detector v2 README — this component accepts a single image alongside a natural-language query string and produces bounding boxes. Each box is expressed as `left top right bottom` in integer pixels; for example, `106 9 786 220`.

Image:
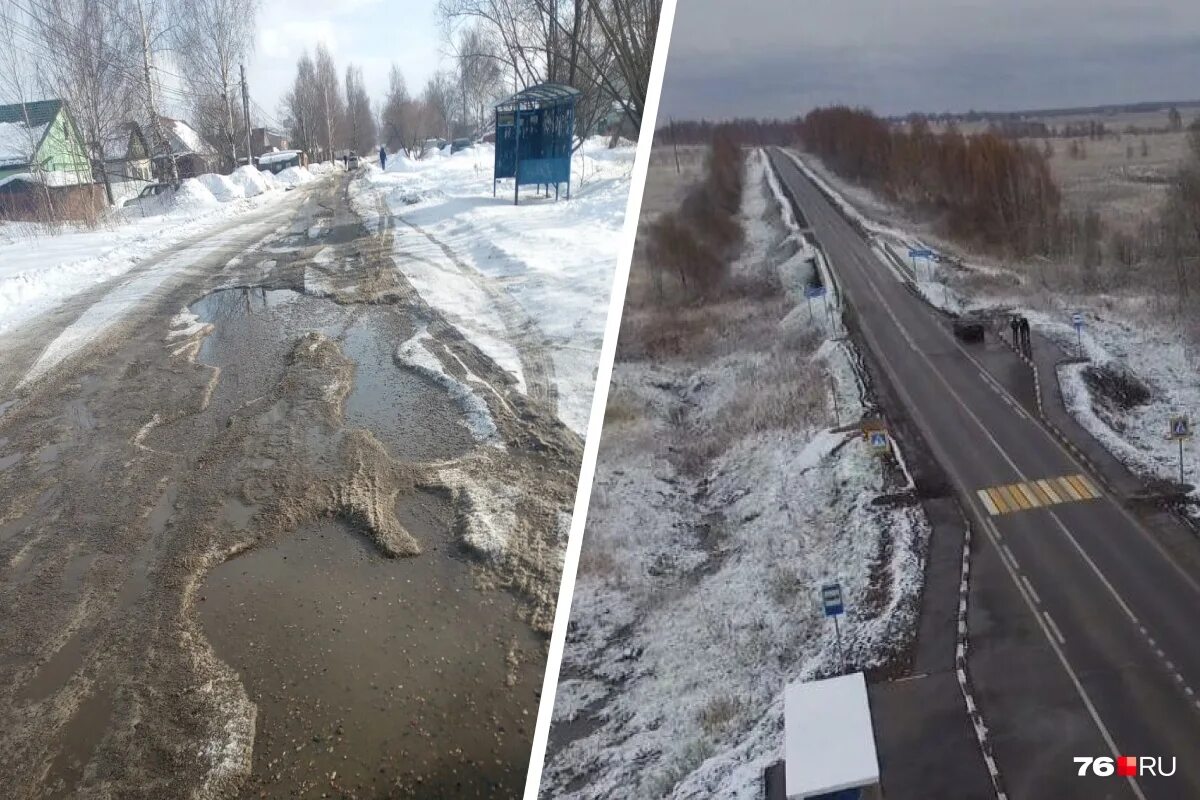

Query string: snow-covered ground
541 151 929 798
787 148 1200 505
349 138 633 435
0 165 322 336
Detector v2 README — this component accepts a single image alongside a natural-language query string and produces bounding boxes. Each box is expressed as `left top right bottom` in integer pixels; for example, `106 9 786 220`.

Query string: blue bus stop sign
821 583 844 617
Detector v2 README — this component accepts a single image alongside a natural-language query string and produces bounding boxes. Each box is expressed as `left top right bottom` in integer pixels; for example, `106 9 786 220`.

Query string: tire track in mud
383 201 560 414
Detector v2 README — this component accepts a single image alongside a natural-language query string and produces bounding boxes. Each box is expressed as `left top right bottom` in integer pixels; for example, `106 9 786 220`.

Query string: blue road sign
1170 416 1191 439
908 248 934 259
821 583 844 617
804 285 827 299
1072 312 1084 330
869 431 889 451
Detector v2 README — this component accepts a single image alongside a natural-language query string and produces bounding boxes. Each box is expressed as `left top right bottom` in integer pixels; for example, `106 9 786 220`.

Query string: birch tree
171 0 261 169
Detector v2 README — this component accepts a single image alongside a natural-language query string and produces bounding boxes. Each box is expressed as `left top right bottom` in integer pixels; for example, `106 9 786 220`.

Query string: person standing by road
1019 316 1032 357
379 146 387 170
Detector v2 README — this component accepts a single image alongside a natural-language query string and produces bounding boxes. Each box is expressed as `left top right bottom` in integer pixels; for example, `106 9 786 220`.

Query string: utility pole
668 117 681 174
241 64 253 170
135 0 176 183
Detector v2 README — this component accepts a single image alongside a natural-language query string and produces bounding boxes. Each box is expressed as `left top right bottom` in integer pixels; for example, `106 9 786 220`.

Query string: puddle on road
199 496 544 798
190 288 473 461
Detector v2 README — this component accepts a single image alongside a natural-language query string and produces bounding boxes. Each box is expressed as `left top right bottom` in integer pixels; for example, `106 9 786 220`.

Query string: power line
5 0 203 105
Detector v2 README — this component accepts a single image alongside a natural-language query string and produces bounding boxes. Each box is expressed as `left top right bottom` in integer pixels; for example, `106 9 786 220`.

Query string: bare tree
0 2 56 217
170 0 261 170
422 71 456 139
381 63 410 153
343 64 377 155
29 0 136 205
453 24 504 136
280 50 321 158
313 43 344 161
585 0 659 129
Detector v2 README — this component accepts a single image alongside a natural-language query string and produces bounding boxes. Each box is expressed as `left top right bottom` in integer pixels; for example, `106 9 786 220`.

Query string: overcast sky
659 0 1200 119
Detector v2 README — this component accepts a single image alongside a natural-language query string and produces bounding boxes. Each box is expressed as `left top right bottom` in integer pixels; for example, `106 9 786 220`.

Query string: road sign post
1169 416 1192 484
830 374 841 427
1072 312 1084 358
821 582 845 672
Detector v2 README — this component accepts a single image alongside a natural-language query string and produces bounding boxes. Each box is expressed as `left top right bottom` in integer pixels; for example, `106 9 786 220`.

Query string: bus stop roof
496 83 581 111
784 672 880 799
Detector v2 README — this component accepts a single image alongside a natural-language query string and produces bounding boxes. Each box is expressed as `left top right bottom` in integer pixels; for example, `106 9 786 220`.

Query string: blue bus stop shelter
493 83 580 205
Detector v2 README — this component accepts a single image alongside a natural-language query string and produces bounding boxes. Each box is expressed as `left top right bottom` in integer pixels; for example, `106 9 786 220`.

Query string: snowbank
274 166 315 187
349 137 634 434
230 165 275 197
195 173 244 203
0 165 324 335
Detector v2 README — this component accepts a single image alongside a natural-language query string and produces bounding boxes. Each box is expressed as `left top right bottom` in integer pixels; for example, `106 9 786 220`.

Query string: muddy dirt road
0 173 581 798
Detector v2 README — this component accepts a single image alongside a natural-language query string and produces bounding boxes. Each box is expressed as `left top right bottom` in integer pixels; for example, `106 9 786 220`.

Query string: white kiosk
783 672 880 799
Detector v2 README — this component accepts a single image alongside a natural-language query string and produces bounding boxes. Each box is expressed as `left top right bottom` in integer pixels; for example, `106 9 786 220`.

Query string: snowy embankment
788 149 1200 504
348 138 633 435
0 164 323 336
542 151 929 799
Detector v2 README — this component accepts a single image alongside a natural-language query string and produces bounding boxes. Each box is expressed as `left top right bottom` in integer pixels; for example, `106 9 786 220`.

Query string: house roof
0 99 64 168
157 116 216 157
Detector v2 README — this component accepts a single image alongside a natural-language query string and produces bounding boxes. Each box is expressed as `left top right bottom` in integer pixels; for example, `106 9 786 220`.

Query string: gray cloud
658 0 1200 118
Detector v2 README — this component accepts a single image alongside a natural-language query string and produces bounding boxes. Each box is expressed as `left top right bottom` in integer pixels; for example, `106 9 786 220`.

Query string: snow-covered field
349 139 633 435
789 148 1200 505
541 151 929 798
0 165 323 336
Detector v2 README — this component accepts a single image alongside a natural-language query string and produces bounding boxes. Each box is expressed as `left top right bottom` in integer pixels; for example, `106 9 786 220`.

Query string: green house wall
0 107 91 183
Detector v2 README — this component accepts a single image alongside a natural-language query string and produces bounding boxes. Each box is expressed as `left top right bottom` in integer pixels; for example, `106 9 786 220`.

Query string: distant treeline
657 118 799 146
801 107 1063 257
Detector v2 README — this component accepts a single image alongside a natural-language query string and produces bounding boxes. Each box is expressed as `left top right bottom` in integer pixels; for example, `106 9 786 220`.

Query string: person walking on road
1019 316 1032 357
379 146 387 170
1009 315 1020 349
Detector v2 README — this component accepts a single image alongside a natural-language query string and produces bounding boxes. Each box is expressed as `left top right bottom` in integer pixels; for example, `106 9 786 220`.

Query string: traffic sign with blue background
821 583 844 617
804 285 827 299
1072 312 1084 330
908 248 934 258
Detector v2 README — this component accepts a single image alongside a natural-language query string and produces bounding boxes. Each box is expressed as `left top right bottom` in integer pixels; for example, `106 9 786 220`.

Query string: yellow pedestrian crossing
975 474 1101 516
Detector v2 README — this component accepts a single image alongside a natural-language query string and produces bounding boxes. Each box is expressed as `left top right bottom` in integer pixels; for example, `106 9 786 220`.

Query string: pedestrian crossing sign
1169 416 1191 439
868 430 889 453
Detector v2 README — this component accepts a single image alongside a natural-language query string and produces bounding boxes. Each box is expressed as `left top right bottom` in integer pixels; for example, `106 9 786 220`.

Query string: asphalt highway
769 148 1200 800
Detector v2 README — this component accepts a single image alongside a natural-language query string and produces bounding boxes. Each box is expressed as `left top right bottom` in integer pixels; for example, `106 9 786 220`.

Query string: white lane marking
1021 575 1042 605
980 518 1146 800
1002 544 1020 571
1043 611 1067 645
847 243 1148 630
790 159 1192 750
950 322 1200 599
